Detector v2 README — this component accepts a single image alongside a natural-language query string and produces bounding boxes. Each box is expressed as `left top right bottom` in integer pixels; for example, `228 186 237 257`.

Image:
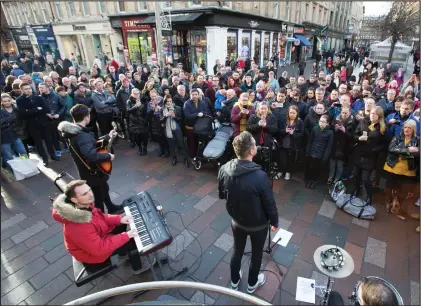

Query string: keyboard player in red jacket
52 179 147 274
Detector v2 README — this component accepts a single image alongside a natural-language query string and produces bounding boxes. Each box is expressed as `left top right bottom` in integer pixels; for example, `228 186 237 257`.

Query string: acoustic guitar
96 122 117 175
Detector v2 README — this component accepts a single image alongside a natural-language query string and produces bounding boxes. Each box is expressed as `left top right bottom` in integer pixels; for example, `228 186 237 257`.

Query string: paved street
1 140 419 305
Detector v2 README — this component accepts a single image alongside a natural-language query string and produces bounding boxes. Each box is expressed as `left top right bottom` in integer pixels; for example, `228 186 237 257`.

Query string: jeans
231 222 268 286
1 138 28 171
353 167 373 204
185 128 197 158
167 128 188 158
328 159 344 181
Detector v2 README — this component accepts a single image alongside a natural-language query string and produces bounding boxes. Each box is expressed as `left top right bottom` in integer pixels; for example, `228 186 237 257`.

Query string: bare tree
380 2 419 62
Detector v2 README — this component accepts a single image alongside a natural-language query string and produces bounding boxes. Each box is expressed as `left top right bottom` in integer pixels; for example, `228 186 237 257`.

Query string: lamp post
154 2 164 68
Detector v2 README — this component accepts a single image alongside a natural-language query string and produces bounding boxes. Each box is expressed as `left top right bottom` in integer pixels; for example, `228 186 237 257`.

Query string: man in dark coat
58 104 120 213
115 78 133 140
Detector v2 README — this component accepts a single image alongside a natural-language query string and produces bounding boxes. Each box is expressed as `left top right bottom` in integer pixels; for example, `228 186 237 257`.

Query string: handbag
335 193 376 220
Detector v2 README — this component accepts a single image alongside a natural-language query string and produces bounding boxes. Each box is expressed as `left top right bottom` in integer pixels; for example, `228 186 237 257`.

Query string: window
159 1 172 9
31 3 38 23
191 1 202 5
99 0 107 14
12 4 21 25
304 4 308 21
21 3 30 24
273 1 279 19
55 1 63 18
41 3 48 23
67 1 76 17
117 0 126 12
137 1 147 10
81 0 90 15
329 11 333 25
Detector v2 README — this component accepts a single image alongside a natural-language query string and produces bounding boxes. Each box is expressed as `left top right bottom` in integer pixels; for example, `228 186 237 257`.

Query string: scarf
236 102 252 133
163 106 177 138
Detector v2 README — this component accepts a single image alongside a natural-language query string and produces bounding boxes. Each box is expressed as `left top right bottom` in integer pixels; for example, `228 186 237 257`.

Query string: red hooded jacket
52 194 129 264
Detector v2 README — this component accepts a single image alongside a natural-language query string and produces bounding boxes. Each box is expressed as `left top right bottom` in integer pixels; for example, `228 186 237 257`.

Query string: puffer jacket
91 90 115 114
385 133 420 170
304 106 327 137
218 159 279 230
126 96 149 135
40 92 66 118
306 125 333 161
247 113 278 147
217 96 237 123
73 89 93 108
1 106 25 144
331 114 356 161
52 194 129 264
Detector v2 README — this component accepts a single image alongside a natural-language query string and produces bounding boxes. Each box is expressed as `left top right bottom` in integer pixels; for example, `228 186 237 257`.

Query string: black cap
350 75 357 82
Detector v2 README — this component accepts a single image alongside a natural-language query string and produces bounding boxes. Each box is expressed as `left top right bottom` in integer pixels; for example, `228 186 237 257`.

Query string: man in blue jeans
1 93 27 172
218 131 279 294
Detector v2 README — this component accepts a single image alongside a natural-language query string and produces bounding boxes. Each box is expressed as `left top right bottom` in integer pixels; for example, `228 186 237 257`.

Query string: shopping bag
7 158 40 181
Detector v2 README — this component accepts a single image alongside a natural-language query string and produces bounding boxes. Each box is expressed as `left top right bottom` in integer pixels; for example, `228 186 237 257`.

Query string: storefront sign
248 21 259 28
281 35 287 42
287 25 294 33
293 26 304 34
294 38 300 46
72 25 86 31
122 17 152 32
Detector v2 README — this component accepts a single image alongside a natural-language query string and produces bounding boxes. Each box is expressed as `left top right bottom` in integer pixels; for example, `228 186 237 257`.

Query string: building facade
357 16 386 47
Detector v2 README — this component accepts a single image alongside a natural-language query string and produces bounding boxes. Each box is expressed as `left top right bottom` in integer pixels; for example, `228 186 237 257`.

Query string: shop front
280 23 295 65
9 27 33 56
0 28 17 56
31 25 60 58
293 26 312 63
53 21 123 68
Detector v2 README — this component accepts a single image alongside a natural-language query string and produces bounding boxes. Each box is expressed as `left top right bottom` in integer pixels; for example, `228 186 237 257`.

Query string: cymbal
313 244 354 278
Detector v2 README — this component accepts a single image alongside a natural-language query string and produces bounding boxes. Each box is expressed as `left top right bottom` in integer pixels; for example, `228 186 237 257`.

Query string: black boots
138 146 147 156
158 150 170 157
184 158 190 168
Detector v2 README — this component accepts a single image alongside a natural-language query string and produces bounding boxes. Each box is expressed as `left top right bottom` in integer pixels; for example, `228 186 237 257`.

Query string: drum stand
319 276 334 306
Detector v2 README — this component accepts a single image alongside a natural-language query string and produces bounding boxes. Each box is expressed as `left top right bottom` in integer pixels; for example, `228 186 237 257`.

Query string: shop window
41 3 48 23
55 1 63 18
240 32 251 59
99 0 107 14
272 33 278 59
117 1 126 12
254 32 261 63
263 33 270 64
160 1 172 9
191 1 202 6
30 4 38 23
137 1 147 10
82 0 90 15
227 31 237 61
67 1 76 17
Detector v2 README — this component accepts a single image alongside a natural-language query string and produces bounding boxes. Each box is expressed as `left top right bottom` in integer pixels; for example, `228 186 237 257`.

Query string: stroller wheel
194 160 202 171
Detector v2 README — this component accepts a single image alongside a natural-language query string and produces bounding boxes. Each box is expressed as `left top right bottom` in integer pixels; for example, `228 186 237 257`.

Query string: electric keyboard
123 191 173 255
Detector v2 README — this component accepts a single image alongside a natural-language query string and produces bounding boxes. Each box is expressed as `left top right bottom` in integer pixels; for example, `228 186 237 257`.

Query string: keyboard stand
147 252 166 281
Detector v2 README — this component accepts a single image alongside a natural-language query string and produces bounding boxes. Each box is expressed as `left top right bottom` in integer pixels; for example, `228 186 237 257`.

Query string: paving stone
1 223 24 241
347 223 369 247
411 281 419 306
43 245 68 264
1 257 49 296
0 239 15 253
194 181 217 198
297 234 324 264
345 242 364 275
190 291 215 305
48 281 94 305
209 213 232 232
364 237 387 268
213 233 234 252
281 258 313 296
277 201 303 221
23 223 62 249
318 199 337 218
165 229 196 259
4 246 45 274
193 195 218 212
188 211 218 234
272 242 300 267
87 273 124 296
1 213 27 231
192 245 225 282
276 290 299 305
256 261 286 302
40 232 63 252
278 217 292 230
25 274 72 305
10 221 49 244
288 219 311 244
296 203 319 223
204 261 230 300
1 281 35 305
0 243 29 264
1 267 8 281
323 222 349 248
311 270 329 297
29 254 72 289
351 217 370 228
309 215 332 239
186 227 220 256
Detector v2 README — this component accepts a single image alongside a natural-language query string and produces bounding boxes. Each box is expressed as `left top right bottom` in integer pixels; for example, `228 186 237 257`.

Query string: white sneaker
230 270 242 290
247 273 266 294
284 173 291 180
274 172 283 180
416 199 420 207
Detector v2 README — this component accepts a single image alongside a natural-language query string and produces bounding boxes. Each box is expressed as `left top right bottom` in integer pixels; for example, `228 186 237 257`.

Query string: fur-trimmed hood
52 194 92 224
57 121 83 138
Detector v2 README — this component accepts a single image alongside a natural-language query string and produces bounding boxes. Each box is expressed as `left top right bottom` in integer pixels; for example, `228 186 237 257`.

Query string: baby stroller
192 116 233 171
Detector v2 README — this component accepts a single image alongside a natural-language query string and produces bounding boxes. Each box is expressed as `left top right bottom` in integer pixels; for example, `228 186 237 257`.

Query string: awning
294 34 312 46
285 37 296 42
138 13 203 25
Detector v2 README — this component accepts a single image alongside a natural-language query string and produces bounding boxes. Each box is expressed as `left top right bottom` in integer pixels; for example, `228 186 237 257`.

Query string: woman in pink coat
393 67 405 88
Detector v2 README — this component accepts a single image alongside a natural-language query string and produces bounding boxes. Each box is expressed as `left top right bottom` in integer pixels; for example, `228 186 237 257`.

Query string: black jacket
247 113 278 147
1 106 22 144
218 159 279 230
279 119 304 151
16 94 50 128
385 134 419 171
304 106 326 137
58 121 111 185
73 90 93 109
306 125 333 161
271 101 291 134
331 114 356 161
115 86 133 110
40 93 66 118
126 97 149 135
218 96 237 123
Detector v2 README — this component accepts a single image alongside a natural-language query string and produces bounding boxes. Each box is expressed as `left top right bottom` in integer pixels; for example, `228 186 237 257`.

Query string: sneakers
274 172 283 180
247 273 266 294
284 172 291 180
415 199 420 207
230 270 242 291
55 151 62 157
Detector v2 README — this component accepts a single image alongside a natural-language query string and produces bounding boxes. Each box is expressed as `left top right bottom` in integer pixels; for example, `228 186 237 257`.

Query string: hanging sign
294 39 300 46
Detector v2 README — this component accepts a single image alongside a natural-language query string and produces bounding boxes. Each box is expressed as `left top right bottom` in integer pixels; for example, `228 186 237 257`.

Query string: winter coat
218 159 279 230
192 81 209 92
183 99 211 128
214 92 227 111
218 96 237 123
353 119 386 170
40 93 66 119
385 112 420 137
0 106 25 144
160 104 183 138
331 114 356 161
16 94 51 128
247 113 278 147
304 106 326 137
115 86 133 110
91 90 115 114
290 100 307 121
74 90 93 108
393 72 404 88
58 121 111 186
385 133 419 171
240 82 256 92
52 194 129 264
231 102 255 137
352 99 365 113
61 94 74 122
10 68 25 77
126 97 149 135
372 86 388 101
306 125 333 162
376 98 394 117
279 118 304 151
271 101 291 134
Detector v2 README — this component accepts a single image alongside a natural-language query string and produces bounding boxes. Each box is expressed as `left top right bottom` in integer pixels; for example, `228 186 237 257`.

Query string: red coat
340 70 347 83
52 195 129 264
110 60 119 71
231 102 255 137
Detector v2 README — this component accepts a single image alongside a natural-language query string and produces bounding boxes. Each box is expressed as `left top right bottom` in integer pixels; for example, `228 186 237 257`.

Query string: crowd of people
1 49 420 229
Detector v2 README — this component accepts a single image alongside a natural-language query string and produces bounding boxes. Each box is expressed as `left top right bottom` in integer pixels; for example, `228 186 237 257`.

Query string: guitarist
58 104 120 213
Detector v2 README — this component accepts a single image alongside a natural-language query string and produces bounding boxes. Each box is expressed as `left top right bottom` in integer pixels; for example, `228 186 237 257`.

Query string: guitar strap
65 138 98 176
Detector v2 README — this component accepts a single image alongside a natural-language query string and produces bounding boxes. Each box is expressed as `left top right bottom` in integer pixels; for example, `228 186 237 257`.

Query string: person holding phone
126 88 149 156
231 92 255 137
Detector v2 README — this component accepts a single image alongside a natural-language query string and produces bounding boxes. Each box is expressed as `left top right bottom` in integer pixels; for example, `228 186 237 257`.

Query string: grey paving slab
165 229 196 259
0 243 29 265
311 270 329 298
192 245 226 282
190 291 215 305
318 199 337 219
213 233 234 252
23 223 62 249
411 281 419 306
28 254 72 290
47 282 94 305
193 195 218 212
209 213 232 232
352 217 370 229
309 215 332 239
278 217 292 230
40 232 63 252
324 222 349 248
4 246 45 274
1 224 24 241
25 274 72 305
1 213 27 231
272 242 300 267
43 245 68 264
10 221 49 244
364 237 387 268
1 281 35 305
1 239 15 253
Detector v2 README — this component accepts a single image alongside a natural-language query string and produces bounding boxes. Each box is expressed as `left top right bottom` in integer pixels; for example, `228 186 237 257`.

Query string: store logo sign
281 24 287 32
72 25 86 31
249 21 259 28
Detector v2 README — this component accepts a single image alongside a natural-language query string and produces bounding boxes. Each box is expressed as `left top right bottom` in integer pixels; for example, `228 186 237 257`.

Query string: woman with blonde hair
383 119 419 219
126 88 149 156
247 101 277 148
352 106 388 205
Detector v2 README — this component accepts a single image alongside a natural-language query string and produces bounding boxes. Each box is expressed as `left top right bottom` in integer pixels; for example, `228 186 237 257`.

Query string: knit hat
349 75 357 82
76 82 86 88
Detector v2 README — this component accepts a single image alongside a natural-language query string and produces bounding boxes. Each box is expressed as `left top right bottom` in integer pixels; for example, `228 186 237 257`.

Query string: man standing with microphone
218 131 279 294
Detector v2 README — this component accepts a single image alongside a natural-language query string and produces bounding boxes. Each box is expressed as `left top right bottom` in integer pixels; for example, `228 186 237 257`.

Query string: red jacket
52 195 129 264
230 101 255 137
110 60 119 72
